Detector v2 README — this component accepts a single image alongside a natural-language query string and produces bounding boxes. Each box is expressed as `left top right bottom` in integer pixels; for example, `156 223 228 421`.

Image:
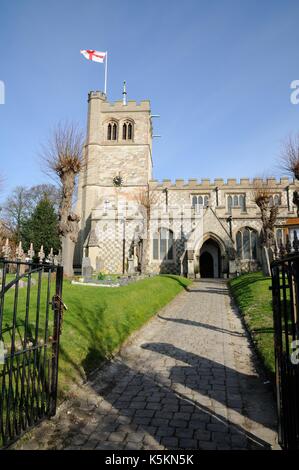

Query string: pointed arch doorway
200 239 221 278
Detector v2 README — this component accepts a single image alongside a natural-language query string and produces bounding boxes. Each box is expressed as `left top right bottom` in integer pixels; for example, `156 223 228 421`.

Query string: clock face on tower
113 175 123 187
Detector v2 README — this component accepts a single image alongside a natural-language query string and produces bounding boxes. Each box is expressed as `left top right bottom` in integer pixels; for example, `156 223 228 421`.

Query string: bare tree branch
251 179 278 248
280 131 299 216
40 122 85 276
280 132 299 179
129 187 158 273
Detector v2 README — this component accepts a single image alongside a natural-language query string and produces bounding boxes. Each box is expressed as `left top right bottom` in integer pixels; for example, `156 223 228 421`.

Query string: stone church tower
75 87 298 278
75 86 153 272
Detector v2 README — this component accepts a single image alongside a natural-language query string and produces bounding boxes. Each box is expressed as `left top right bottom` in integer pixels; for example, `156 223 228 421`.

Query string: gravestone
127 257 135 274
229 260 237 276
82 256 93 281
96 256 104 273
262 246 272 277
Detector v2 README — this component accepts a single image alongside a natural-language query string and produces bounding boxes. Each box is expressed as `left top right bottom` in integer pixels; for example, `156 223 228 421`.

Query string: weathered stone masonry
75 90 299 277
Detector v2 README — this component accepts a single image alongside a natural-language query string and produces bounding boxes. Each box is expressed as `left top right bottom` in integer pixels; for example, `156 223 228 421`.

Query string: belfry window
107 122 118 141
235 227 257 260
153 228 174 261
122 121 133 140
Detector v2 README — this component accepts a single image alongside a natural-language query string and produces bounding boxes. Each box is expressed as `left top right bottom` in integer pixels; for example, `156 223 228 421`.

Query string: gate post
50 265 64 417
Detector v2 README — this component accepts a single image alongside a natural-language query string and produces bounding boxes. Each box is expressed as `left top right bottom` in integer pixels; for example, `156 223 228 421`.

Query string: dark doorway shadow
200 252 214 278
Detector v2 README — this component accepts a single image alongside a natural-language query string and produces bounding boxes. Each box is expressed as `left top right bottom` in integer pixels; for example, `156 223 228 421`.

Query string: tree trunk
59 171 80 276
61 234 75 277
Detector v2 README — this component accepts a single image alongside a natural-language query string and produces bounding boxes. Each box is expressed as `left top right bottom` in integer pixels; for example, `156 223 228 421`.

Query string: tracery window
275 228 284 246
227 194 246 213
153 228 174 261
191 195 209 211
122 121 134 140
235 227 257 260
107 122 118 141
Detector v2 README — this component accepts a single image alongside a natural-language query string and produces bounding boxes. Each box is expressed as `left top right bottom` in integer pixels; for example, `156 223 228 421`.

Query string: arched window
112 123 117 140
122 120 134 140
276 228 283 246
107 123 112 140
198 196 203 205
243 228 250 259
128 123 133 139
153 228 174 261
233 195 239 206
239 195 246 211
251 231 257 259
235 227 258 260
122 123 127 140
236 231 242 258
228 196 232 214
107 122 118 141
204 196 209 207
274 195 280 206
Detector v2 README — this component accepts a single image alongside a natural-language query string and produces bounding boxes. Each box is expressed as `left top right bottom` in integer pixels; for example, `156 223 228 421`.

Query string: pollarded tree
21 197 60 257
41 122 84 276
131 186 158 273
252 180 279 275
252 180 278 252
280 132 299 216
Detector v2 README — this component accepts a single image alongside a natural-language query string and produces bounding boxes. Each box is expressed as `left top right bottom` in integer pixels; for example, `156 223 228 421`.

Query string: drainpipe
286 186 290 211
163 188 169 211
215 186 219 207
226 215 232 238
122 217 126 274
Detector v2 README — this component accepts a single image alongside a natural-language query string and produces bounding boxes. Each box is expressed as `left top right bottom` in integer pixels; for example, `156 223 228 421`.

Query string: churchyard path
15 279 279 450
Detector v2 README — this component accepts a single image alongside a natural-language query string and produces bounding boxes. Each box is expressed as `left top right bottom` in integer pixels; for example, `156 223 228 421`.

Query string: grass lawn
229 272 275 378
1 274 191 398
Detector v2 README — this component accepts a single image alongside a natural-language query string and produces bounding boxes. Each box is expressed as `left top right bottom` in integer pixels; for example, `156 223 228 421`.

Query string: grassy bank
2 274 191 397
229 272 275 378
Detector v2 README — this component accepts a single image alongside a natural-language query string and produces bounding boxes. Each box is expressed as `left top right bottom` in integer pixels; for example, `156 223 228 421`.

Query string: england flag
80 50 106 63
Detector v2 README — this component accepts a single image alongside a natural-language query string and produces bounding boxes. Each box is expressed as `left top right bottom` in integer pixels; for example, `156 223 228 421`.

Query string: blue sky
1 0 299 202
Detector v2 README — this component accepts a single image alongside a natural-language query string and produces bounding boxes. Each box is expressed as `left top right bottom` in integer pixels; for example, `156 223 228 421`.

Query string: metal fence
271 252 299 450
0 241 64 448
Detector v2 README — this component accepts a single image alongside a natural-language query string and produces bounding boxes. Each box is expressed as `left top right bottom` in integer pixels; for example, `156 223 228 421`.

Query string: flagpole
104 51 108 95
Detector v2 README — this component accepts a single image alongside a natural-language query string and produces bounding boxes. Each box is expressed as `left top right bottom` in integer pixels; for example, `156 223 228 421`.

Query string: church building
75 88 298 278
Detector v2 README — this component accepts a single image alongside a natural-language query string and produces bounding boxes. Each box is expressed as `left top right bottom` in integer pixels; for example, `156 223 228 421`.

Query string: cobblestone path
16 279 279 450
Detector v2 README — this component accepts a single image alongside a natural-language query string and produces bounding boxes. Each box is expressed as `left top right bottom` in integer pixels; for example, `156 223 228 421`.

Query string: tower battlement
88 91 150 111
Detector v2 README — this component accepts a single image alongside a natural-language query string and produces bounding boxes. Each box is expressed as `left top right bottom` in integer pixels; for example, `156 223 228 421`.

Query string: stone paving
15 279 279 450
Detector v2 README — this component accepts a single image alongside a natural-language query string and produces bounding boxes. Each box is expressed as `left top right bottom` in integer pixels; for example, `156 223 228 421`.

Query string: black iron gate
271 254 299 450
0 258 64 448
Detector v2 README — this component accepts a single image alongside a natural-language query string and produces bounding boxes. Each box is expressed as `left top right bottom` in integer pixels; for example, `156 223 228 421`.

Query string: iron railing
0 258 63 448
271 253 299 450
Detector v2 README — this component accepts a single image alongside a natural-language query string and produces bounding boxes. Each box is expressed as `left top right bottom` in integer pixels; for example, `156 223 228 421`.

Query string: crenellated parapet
149 177 296 190
88 91 151 111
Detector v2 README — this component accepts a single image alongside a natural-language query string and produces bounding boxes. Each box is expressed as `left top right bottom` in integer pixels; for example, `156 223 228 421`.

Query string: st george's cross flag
80 49 108 94
80 49 106 63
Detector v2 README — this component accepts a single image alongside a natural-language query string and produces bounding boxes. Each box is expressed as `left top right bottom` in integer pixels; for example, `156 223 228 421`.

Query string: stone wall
74 90 299 277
